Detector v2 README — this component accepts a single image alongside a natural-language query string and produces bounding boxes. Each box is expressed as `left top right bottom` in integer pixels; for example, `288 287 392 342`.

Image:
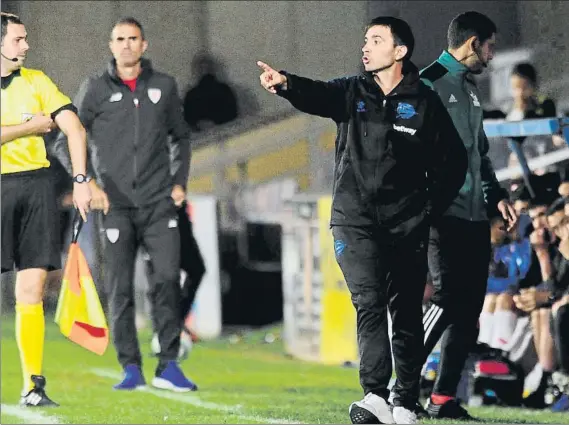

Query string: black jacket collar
362 60 421 97
106 58 153 82
1 68 21 89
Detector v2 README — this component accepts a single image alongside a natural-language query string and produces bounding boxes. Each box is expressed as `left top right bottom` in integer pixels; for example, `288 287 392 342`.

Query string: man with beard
417 11 518 419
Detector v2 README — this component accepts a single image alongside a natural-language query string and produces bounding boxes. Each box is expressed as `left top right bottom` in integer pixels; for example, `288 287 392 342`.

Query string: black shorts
1 169 61 272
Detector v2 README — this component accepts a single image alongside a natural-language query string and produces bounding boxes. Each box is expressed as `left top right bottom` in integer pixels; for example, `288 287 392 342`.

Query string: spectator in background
558 178 569 201
506 63 556 122
504 180 555 376
514 173 561 238
505 63 561 174
515 198 568 407
510 180 531 217
478 216 531 351
483 63 556 122
550 288 569 412
183 52 238 132
545 199 569 412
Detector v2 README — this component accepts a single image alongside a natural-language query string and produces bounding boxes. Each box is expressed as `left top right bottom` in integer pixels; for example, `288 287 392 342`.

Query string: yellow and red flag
55 216 109 355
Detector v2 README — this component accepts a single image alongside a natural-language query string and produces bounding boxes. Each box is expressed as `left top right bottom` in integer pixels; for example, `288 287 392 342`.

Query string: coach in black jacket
258 17 467 425
54 17 196 392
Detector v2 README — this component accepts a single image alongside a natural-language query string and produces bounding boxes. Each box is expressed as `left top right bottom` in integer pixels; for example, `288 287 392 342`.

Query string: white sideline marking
90 368 303 424
1 404 62 424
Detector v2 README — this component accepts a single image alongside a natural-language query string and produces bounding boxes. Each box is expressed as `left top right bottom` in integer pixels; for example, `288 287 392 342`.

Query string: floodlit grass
1 317 565 423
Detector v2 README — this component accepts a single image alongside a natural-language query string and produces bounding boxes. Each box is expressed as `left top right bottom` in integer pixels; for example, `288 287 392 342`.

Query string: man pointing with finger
1 12 91 407
258 16 467 424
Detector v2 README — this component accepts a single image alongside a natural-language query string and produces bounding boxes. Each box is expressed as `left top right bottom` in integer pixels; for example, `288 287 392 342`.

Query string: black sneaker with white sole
349 393 395 424
19 375 59 407
426 398 476 420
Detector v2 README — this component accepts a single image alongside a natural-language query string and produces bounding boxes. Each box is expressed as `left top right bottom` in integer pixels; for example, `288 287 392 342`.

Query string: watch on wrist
73 174 91 183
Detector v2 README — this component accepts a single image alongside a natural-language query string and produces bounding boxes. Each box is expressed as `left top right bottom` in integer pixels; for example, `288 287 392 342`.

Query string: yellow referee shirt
1 67 72 174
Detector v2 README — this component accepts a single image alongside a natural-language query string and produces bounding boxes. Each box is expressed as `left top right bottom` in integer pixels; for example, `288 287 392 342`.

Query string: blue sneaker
151 360 197 392
552 394 569 412
114 364 146 390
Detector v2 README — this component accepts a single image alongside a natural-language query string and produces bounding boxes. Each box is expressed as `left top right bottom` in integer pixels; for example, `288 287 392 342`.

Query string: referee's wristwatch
73 174 92 184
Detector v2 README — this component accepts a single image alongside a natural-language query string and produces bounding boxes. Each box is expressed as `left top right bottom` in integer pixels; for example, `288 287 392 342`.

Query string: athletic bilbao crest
148 88 161 104
105 229 119 243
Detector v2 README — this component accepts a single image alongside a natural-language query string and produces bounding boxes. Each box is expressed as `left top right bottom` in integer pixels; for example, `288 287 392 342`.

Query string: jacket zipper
133 96 140 207
372 98 389 223
464 78 476 221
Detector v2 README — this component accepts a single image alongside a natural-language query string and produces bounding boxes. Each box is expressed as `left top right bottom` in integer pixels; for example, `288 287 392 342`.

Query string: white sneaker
392 406 418 424
349 393 395 424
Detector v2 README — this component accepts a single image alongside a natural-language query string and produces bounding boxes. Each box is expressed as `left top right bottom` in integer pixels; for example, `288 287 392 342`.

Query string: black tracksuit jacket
278 62 468 234
53 58 191 208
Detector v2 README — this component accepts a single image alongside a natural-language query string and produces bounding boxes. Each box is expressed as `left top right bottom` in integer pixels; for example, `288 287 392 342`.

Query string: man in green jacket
418 11 518 419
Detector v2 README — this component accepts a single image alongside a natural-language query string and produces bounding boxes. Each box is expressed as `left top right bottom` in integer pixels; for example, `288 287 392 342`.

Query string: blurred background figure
505 63 561 174
506 63 556 122
183 52 238 132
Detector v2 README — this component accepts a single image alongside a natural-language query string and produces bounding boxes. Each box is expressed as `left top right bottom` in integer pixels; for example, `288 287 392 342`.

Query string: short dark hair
447 11 496 50
546 197 566 217
512 62 538 87
510 184 531 203
366 16 415 61
112 16 145 40
1 12 23 43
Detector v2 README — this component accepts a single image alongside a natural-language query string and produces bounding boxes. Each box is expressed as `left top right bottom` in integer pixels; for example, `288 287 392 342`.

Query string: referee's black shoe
426 397 477 421
20 375 59 407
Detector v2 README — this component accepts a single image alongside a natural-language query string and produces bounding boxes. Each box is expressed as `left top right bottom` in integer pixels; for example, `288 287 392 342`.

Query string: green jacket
421 51 507 222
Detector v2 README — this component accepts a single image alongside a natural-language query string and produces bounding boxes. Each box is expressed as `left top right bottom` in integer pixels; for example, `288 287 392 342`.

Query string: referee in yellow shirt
1 12 91 407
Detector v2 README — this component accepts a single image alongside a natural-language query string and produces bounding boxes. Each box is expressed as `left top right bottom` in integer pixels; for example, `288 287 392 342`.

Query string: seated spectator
510 180 531 217
532 198 569 412
550 291 569 412
515 197 569 406
478 216 531 351
558 179 569 201
513 173 561 238
477 182 555 406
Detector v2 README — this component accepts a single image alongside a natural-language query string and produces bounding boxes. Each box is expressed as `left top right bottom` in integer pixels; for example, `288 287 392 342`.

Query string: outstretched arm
257 60 350 122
